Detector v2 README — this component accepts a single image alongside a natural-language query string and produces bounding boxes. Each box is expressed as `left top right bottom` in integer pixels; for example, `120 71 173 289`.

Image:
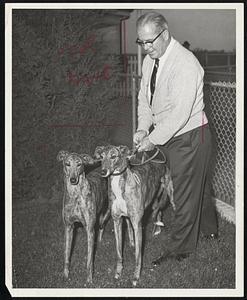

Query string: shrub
12 10 123 202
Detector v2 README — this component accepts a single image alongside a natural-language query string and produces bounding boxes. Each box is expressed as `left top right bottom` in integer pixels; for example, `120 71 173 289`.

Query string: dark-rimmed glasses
136 29 165 48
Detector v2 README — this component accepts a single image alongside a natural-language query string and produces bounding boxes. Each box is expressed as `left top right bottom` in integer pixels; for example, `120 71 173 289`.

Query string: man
133 12 218 266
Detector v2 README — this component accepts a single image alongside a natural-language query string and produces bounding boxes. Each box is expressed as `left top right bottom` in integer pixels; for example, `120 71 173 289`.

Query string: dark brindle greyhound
57 150 108 284
94 145 174 286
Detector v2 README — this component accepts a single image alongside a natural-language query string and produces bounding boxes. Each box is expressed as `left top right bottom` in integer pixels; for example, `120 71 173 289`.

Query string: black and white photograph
5 2 244 297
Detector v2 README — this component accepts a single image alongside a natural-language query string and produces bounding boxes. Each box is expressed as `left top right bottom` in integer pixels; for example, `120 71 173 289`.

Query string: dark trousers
159 125 218 254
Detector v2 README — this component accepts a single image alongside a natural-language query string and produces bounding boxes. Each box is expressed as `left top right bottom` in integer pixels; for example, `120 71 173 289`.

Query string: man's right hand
133 130 148 146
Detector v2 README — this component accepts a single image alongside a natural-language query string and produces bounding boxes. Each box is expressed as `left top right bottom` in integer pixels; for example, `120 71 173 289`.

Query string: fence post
227 53 231 71
132 73 136 148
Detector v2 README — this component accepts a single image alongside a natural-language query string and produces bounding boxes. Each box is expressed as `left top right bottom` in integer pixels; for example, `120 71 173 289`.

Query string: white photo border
5 2 244 297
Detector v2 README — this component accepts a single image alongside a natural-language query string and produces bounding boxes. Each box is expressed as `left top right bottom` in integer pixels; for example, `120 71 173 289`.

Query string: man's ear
57 150 69 162
80 154 95 165
164 28 169 41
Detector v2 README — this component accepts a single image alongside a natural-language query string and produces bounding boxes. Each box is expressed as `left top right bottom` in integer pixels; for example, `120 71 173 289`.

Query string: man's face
137 23 169 59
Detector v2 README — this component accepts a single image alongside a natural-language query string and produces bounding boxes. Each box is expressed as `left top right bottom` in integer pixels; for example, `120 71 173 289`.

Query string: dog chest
111 176 128 216
64 184 95 225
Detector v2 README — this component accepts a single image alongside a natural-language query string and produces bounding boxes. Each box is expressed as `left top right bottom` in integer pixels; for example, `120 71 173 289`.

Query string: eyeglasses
136 29 165 48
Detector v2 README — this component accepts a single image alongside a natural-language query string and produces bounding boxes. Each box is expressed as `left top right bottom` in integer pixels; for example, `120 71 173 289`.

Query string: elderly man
133 12 218 266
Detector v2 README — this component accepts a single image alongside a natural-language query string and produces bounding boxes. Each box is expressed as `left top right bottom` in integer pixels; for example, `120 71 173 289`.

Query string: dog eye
65 162 70 166
77 163 82 166
111 155 117 159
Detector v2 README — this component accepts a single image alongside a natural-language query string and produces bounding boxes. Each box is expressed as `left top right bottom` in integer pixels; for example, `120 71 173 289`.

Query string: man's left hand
137 136 155 152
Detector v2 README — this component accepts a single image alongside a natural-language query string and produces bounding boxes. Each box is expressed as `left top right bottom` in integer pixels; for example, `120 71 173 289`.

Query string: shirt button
152 113 155 116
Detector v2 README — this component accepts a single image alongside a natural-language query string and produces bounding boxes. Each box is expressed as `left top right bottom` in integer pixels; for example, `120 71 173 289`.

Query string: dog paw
64 268 69 278
132 278 139 287
114 269 123 280
86 276 93 284
114 264 123 280
153 228 161 236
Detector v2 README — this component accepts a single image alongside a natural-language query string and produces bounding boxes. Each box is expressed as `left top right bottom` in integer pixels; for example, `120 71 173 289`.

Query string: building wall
98 25 120 54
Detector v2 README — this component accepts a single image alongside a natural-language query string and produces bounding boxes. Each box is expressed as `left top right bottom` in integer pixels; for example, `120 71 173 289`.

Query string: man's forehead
137 23 158 38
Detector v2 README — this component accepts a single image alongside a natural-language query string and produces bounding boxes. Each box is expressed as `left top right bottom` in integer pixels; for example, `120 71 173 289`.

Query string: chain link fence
204 81 236 207
125 75 236 208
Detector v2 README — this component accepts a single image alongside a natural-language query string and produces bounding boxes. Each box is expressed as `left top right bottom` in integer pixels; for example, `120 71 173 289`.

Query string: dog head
57 150 95 185
94 145 132 177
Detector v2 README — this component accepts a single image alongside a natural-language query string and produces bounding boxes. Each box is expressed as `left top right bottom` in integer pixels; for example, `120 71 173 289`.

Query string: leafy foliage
12 10 123 201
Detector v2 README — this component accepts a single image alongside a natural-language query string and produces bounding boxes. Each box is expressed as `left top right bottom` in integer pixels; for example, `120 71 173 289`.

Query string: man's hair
137 11 168 33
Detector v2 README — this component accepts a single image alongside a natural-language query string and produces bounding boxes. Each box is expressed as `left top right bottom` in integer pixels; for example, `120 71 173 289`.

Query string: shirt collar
158 36 176 64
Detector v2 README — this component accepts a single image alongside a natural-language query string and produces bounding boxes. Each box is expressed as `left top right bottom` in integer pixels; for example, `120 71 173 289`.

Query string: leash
129 146 166 166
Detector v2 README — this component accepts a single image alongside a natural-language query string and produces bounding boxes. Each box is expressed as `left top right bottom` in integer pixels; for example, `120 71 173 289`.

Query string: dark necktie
150 58 159 106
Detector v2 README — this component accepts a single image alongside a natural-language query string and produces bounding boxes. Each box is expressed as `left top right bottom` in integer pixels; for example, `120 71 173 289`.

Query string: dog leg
166 171 175 210
126 218 134 247
113 217 123 280
132 220 142 287
98 207 111 242
168 180 175 210
152 211 165 236
64 223 74 278
86 223 95 284
151 186 167 236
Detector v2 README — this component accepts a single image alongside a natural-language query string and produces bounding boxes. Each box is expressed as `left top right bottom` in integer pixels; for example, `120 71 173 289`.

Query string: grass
11 193 235 289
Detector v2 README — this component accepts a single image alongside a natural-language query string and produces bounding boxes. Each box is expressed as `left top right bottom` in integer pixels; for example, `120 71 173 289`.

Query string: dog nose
101 169 108 177
70 177 77 184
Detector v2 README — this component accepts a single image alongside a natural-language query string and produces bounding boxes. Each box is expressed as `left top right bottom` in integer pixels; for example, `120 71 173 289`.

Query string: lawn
10 96 236 291
12 192 235 289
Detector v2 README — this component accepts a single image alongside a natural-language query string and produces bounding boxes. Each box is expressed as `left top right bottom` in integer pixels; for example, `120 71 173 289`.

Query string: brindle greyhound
57 150 108 284
94 145 174 286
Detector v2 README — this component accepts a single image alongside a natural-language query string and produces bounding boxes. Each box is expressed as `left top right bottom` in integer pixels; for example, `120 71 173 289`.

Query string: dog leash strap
151 147 167 164
130 146 166 166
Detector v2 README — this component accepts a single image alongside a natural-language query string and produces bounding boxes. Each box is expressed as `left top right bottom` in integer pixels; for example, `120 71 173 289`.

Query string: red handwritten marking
201 112 208 144
201 112 204 143
36 144 49 150
79 35 96 55
49 123 126 128
36 144 49 159
67 64 111 86
58 34 96 58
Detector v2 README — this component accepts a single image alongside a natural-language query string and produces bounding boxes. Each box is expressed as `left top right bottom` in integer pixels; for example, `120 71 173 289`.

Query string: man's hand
133 130 147 145
137 136 155 152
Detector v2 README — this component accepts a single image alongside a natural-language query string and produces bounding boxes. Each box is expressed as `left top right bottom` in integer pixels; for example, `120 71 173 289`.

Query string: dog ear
57 150 69 161
118 145 131 156
80 154 95 165
94 146 105 160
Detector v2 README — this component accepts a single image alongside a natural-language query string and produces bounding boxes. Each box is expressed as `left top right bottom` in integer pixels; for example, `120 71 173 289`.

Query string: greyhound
94 145 174 286
57 150 108 284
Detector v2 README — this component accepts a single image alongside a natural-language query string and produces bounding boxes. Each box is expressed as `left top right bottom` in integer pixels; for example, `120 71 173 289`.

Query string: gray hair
136 11 168 33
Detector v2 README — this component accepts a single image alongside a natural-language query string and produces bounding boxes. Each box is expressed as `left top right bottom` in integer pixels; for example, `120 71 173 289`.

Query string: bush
12 10 123 202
